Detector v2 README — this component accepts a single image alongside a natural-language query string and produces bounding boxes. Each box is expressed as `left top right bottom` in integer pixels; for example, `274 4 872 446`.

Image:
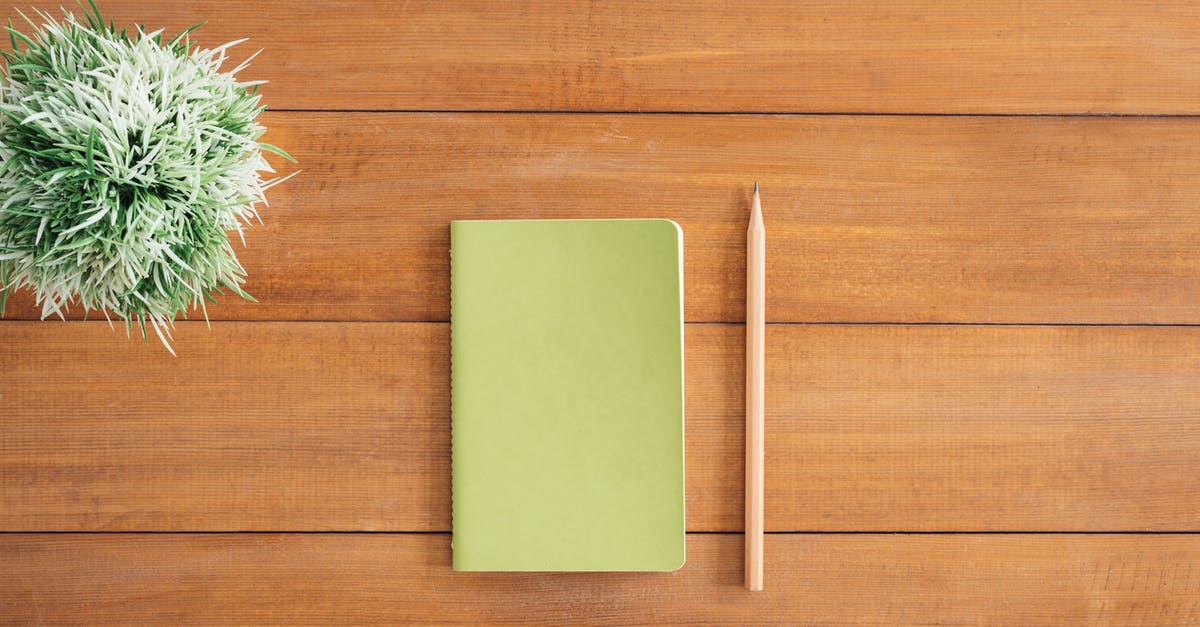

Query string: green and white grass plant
0 2 293 352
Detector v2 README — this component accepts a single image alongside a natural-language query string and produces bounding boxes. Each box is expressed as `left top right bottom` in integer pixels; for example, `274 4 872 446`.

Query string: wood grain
1 534 1198 624
3 1 1200 113
5 113 1200 324
3 322 1198 532
776 324 1200 532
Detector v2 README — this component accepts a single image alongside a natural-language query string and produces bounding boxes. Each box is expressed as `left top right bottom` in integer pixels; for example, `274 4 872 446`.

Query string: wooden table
2 2 1199 624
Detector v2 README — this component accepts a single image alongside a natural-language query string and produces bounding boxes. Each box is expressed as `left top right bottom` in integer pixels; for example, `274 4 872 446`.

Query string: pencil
746 182 766 591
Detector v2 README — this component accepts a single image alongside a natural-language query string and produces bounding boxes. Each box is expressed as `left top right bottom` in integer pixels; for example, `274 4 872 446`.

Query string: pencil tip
750 181 763 224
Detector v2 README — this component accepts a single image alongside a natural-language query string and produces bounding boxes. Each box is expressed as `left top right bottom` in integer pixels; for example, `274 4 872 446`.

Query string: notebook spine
448 232 455 554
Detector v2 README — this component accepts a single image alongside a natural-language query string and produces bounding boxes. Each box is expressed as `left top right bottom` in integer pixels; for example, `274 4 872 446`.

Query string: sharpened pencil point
750 182 763 227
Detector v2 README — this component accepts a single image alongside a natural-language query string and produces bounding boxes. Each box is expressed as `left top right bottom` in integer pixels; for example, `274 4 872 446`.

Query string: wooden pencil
746 182 766 591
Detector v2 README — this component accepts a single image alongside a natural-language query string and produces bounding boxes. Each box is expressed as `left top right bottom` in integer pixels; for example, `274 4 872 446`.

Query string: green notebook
450 219 685 572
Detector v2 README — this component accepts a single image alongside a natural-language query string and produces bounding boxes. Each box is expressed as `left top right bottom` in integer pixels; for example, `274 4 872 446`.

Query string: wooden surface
5 114 1200 324
3 535 1199 624
2 0 1199 624
5 322 1200 533
4 1 1200 113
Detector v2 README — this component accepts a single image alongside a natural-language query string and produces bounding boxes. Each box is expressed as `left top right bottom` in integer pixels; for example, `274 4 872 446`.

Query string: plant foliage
0 2 293 352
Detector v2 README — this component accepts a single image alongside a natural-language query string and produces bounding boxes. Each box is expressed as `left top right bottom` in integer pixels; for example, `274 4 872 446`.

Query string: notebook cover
450 219 685 572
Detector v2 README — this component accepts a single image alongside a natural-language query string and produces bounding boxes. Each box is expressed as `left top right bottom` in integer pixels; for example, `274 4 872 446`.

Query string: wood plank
778 324 1200 532
1 534 1198 624
3 1 1200 113
5 114 1200 324
1 321 449 532
3 322 1199 532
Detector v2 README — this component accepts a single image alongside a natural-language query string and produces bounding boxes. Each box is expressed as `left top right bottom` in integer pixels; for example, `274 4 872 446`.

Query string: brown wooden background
2 1 1200 624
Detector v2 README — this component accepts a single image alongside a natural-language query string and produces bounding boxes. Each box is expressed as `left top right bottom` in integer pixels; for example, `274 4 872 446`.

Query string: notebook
450 218 685 572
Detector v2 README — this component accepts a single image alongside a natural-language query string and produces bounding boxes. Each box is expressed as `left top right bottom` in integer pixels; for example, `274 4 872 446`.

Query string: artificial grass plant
0 2 293 353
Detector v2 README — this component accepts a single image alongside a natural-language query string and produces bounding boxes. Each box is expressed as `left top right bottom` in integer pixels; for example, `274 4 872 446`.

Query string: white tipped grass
0 2 293 352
